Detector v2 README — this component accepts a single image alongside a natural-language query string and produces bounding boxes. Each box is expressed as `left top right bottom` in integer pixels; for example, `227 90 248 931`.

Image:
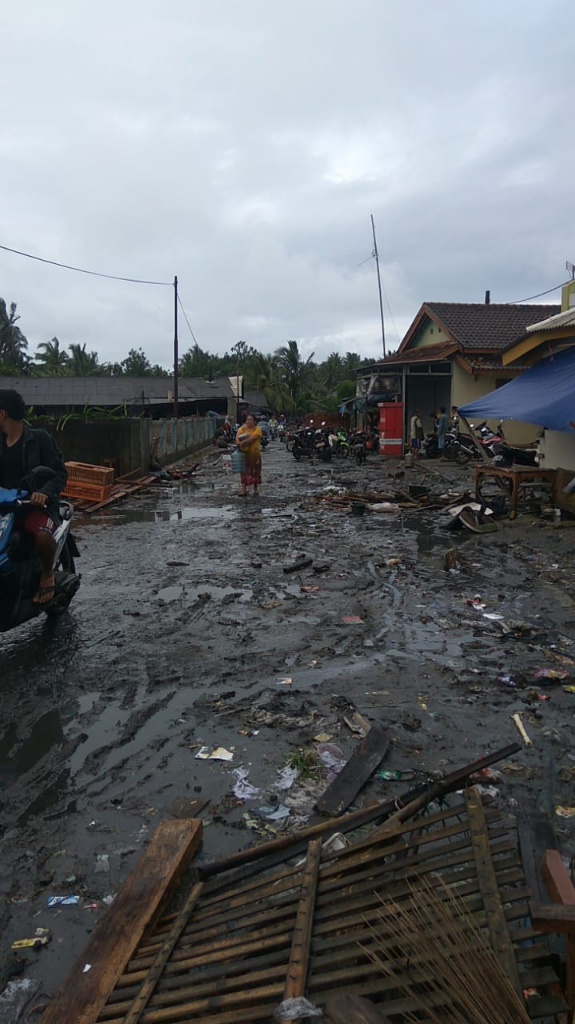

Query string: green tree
321 352 344 389
121 347 153 376
336 379 356 401
342 351 363 375
0 299 28 373
34 337 69 375
179 343 212 378
275 340 315 407
68 342 100 375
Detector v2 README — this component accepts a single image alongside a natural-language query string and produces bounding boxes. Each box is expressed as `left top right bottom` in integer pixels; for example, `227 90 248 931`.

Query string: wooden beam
530 902 575 936
281 838 322 1022
540 849 575 1012
465 787 522 996
315 728 390 818
40 819 202 1024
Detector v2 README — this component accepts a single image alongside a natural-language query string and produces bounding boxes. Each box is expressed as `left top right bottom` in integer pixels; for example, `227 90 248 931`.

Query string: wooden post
281 837 322 1022
539 850 575 1013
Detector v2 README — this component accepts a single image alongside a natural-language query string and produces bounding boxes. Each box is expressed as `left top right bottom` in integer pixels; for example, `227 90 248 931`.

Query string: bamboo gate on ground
41 756 572 1024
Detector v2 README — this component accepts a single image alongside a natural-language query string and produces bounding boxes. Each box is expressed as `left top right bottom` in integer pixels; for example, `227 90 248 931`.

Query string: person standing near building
409 409 423 458
437 406 448 457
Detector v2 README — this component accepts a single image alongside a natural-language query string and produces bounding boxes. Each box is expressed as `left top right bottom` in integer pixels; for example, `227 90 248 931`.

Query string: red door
378 403 404 456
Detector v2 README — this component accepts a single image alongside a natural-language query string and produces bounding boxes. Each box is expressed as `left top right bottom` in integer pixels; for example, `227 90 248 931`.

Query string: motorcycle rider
0 389 67 604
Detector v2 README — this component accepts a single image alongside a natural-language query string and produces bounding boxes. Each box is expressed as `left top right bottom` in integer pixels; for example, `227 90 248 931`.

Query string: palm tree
321 352 344 390
68 343 100 375
342 351 362 375
0 298 28 372
34 337 69 375
275 340 315 408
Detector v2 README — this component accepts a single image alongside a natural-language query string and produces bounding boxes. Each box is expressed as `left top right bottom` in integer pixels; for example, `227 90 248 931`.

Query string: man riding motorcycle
0 389 67 604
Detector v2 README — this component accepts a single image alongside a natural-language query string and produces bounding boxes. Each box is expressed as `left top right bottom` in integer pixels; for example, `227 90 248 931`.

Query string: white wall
539 430 575 473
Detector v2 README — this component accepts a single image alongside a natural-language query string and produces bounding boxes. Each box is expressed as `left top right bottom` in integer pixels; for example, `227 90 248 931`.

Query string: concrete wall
539 430 575 473
451 363 537 445
40 416 216 475
412 320 448 349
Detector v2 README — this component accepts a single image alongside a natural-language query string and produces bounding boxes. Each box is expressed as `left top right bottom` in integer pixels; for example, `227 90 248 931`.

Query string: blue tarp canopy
458 347 575 433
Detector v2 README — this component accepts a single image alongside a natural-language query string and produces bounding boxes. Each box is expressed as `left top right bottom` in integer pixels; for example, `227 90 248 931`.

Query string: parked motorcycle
291 425 316 460
349 430 368 464
0 468 81 632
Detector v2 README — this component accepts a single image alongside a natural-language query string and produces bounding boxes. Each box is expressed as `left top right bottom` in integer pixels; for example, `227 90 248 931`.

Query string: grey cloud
0 0 573 366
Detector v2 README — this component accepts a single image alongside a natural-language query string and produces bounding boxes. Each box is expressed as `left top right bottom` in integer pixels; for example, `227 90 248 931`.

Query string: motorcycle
291 425 316 460
349 430 368 464
329 428 350 459
313 424 332 462
0 467 81 632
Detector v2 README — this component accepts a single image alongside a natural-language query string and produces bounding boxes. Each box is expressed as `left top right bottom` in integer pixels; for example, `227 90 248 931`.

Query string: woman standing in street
236 413 262 497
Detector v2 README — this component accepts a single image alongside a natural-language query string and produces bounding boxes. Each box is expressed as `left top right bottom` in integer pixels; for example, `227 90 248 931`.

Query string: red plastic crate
64 461 115 487
62 480 113 502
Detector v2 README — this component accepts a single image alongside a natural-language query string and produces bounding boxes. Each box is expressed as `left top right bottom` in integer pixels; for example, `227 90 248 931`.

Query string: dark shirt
0 436 24 489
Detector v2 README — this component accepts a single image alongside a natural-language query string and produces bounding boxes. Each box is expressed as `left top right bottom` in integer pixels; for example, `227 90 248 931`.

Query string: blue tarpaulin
458 347 575 432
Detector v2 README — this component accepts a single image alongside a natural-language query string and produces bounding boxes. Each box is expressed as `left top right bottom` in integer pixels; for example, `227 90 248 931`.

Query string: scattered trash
195 746 234 761
475 784 500 799
232 767 261 800
563 685 575 694
275 765 300 790
555 806 575 818
11 928 51 950
497 674 517 688
274 996 323 1019
511 712 532 747
467 596 486 610
82 963 92 973
313 731 333 743
483 612 504 621
255 803 290 821
376 768 416 781
342 710 370 736
277 676 293 686
534 668 568 680
369 502 400 513
0 979 40 1020
316 742 347 781
95 854 110 874
46 895 80 907
341 615 363 624
301 585 319 593
444 548 461 572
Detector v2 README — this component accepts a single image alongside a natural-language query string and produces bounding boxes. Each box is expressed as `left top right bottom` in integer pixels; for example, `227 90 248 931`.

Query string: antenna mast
371 214 386 358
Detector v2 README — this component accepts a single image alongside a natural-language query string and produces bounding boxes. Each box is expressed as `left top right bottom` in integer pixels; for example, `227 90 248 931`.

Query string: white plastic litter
274 997 323 1019
232 767 261 800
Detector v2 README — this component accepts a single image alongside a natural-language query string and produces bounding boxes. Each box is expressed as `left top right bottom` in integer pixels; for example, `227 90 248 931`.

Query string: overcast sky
1 0 573 368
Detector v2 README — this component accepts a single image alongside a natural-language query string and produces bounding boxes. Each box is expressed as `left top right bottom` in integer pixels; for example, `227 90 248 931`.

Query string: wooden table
475 465 557 511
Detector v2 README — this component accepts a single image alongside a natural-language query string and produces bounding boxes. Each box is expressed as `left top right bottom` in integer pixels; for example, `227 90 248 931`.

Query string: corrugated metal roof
0 376 233 406
526 307 575 332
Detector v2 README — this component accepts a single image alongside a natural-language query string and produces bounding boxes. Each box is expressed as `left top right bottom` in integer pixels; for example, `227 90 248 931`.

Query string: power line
507 280 569 304
0 242 172 286
177 294 199 346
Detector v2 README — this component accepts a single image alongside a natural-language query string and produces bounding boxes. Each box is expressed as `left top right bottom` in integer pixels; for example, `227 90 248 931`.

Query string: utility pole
173 275 179 418
371 214 386 359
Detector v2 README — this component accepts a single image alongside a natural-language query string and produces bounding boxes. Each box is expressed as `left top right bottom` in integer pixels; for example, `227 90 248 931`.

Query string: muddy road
1 442 575 1012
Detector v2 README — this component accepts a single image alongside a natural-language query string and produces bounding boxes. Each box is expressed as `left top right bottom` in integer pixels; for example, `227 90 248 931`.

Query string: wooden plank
282 838 321 1007
540 849 575 1012
465 787 522 996
530 901 575 935
315 727 390 817
324 992 392 1023
40 819 202 1024
122 882 203 1024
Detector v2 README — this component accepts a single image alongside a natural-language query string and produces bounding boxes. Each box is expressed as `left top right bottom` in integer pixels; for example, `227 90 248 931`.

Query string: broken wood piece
281 837 322 1022
283 557 313 573
325 992 393 1023
40 818 202 1024
315 726 390 817
465 786 522 995
511 711 533 746
342 710 371 736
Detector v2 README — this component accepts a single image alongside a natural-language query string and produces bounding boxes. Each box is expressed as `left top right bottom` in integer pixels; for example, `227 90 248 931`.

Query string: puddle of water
157 584 252 604
0 709 65 791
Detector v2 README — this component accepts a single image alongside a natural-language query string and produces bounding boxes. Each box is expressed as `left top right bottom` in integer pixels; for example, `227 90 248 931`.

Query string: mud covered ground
1 442 575 1015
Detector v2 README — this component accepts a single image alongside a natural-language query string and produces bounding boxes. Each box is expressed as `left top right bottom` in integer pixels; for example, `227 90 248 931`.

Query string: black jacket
0 425 67 520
